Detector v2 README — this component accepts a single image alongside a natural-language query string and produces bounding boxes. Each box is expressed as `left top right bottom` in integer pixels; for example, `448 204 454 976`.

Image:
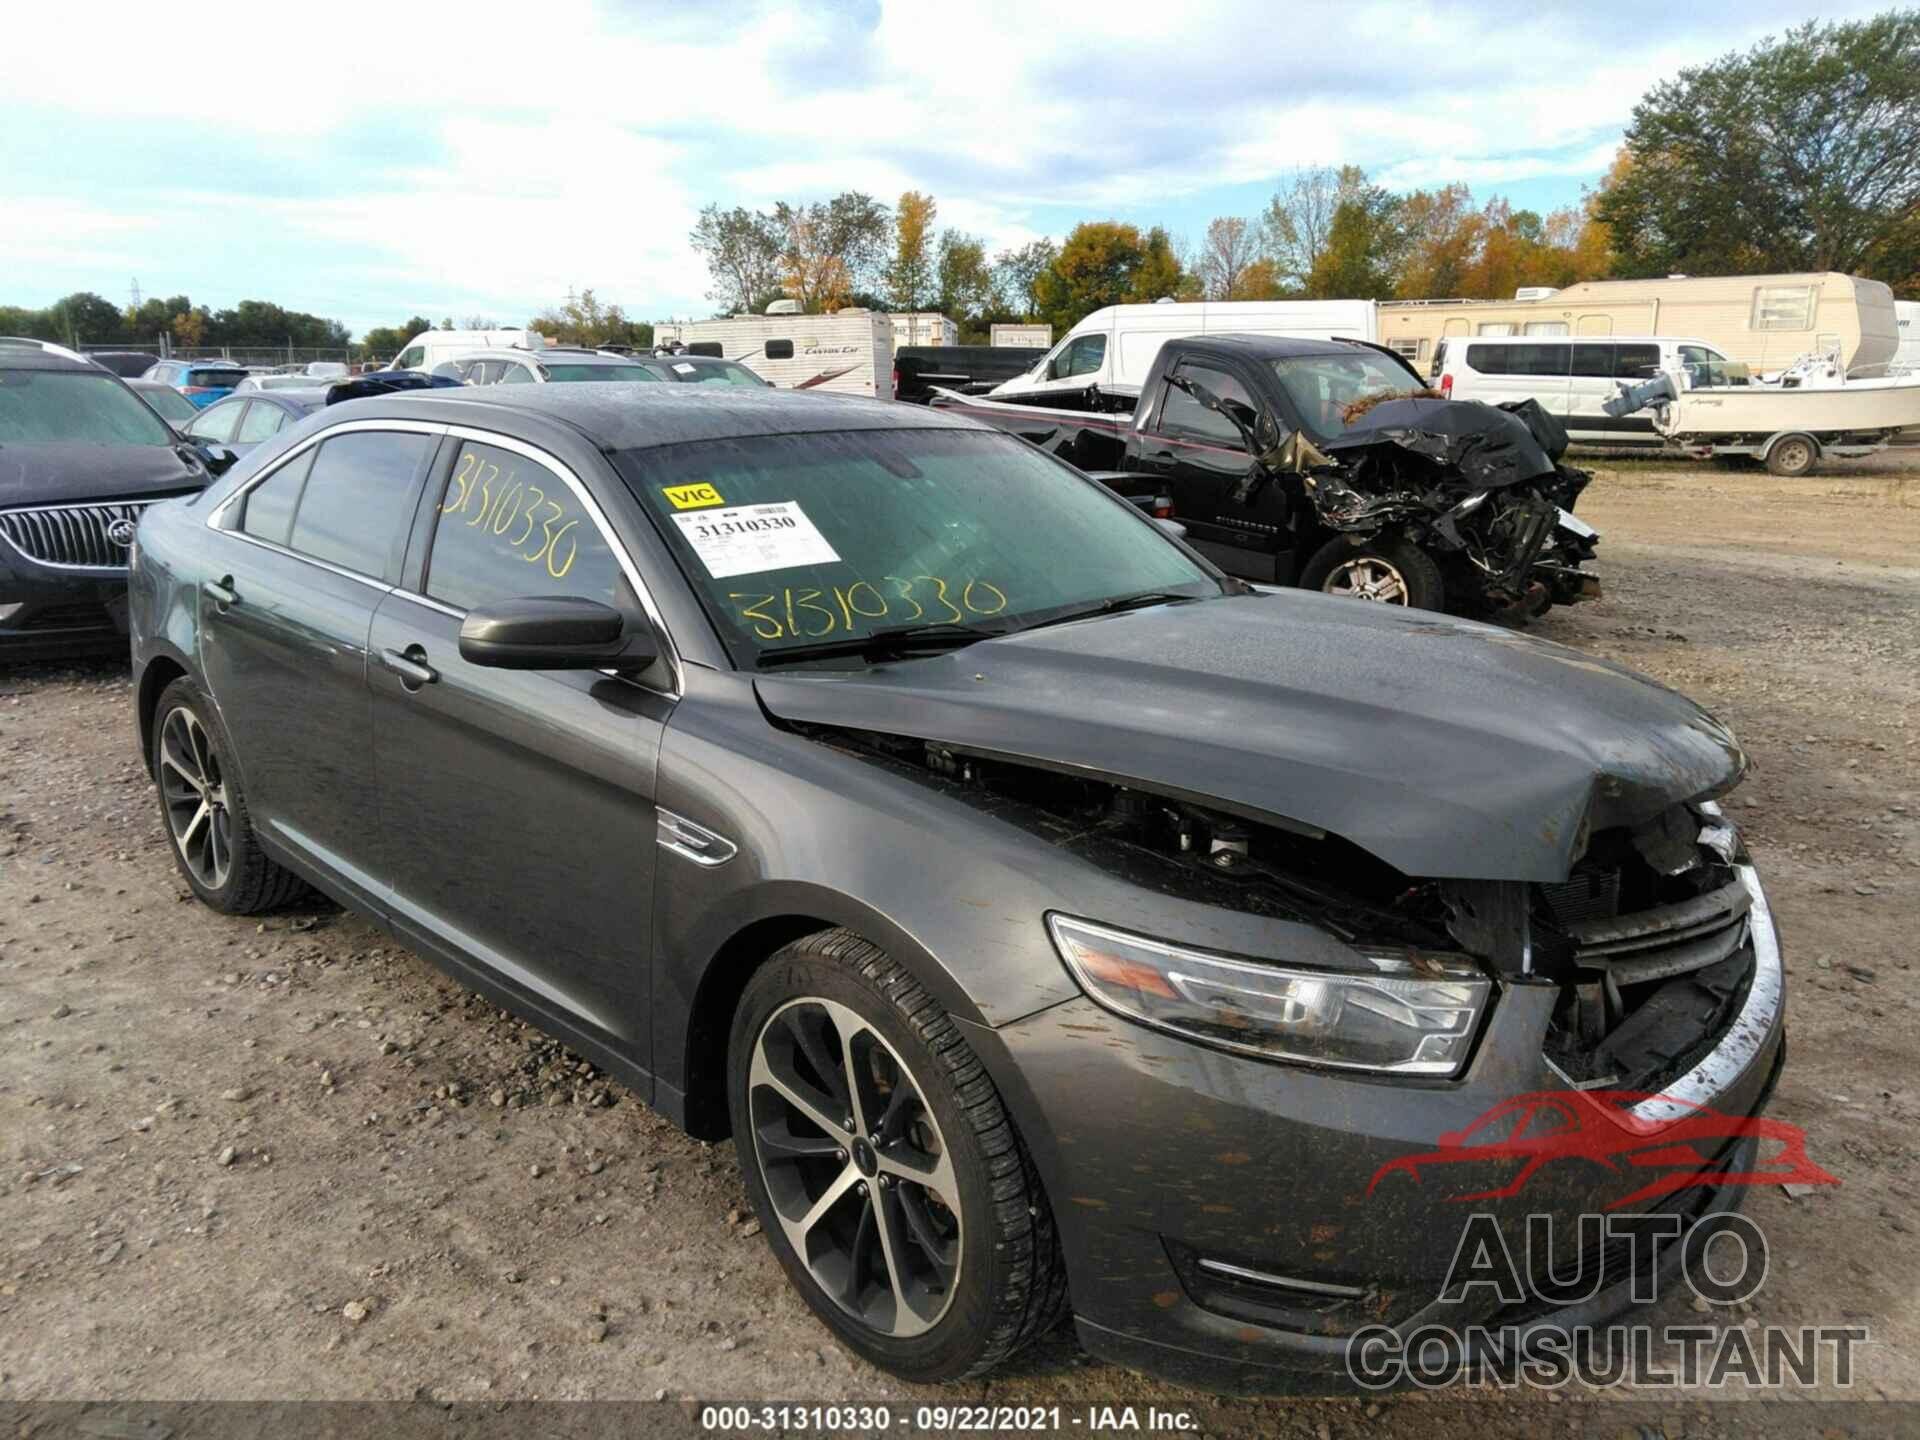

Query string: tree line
686 13 1917 339
1 292 351 353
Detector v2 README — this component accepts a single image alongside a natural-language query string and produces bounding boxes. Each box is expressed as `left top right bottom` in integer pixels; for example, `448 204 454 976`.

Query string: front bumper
0 533 132 653
965 865 1789 1393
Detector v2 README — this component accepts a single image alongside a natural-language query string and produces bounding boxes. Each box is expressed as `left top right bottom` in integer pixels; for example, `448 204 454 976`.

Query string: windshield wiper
1019 590 1207 633
755 621 1006 669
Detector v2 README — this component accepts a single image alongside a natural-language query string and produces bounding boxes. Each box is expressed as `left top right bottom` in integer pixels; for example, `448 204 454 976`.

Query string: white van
987 300 1377 410
386 328 549 374
1432 335 1733 446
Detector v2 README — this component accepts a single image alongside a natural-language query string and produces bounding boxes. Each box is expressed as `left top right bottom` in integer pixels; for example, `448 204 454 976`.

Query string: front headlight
1047 915 1491 1076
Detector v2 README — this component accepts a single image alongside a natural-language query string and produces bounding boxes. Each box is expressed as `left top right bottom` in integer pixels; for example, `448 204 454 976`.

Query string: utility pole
129 277 143 312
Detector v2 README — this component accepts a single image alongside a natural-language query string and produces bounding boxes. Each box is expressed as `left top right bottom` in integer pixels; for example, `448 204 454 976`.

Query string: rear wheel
152 677 307 914
1299 535 1445 610
728 929 1066 1380
1764 434 1817 477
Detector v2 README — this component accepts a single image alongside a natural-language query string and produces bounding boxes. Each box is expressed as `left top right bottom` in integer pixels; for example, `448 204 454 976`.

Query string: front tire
1299 535 1445 610
152 676 307 914
728 929 1067 1380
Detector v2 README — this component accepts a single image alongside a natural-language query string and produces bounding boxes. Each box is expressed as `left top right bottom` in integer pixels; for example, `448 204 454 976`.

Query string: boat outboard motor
1604 371 1678 418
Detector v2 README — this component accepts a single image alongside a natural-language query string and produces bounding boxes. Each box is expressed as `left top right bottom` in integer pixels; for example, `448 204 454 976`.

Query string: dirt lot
3 455 1918 1432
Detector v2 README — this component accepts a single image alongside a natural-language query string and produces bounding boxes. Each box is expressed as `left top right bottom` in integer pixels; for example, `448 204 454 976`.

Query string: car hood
754 593 1746 883
0 443 207 507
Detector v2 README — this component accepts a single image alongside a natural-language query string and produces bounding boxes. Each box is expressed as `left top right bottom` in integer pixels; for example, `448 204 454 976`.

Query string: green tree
992 239 1057 320
1304 174 1406 300
886 191 939 311
530 288 652 349
1128 226 1185 302
934 231 995 323
1597 13 1920 280
1033 222 1146 333
690 204 785 315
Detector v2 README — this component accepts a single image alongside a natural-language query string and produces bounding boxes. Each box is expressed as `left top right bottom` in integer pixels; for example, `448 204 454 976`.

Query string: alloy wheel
1324 556 1410 603
748 997 962 1338
159 706 232 890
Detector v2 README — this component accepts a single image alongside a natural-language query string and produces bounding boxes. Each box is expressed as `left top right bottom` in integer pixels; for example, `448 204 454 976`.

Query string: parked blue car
139 359 250 408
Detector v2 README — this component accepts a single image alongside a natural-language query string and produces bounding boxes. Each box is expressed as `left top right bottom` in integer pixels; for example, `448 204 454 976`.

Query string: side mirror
195 442 240 476
458 596 652 671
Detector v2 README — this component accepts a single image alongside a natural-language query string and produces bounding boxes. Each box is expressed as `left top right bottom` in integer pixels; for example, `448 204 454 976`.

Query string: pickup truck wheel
1765 435 1817 477
729 929 1067 1381
1300 537 1444 610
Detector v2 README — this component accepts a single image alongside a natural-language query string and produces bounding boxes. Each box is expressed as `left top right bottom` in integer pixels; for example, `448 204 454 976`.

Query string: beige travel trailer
1380 273 1899 376
887 312 959 346
657 310 895 398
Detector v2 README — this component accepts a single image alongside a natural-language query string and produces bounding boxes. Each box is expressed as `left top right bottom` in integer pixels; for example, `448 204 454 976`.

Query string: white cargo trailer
887 313 959 346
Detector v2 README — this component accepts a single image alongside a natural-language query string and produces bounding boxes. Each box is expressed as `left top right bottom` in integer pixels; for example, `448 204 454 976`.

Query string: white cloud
8 0 1893 330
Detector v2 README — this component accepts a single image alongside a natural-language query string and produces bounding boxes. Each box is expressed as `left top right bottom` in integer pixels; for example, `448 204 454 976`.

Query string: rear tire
151 676 308 914
728 929 1067 1381
1299 535 1445 610
1764 435 1816 477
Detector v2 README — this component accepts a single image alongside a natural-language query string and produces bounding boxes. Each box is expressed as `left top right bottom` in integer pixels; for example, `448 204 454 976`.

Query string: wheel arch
135 647 193 776
666 888 995 1141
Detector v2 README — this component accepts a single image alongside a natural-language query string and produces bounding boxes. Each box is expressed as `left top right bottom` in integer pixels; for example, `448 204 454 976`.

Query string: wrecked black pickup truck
934 333 1600 618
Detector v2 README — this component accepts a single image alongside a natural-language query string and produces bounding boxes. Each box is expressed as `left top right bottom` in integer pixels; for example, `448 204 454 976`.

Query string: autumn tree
1195 217 1261 300
1597 12 1920 279
1032 222 1149 333
530 288 651 349
886 191 939 311
772 193 891 312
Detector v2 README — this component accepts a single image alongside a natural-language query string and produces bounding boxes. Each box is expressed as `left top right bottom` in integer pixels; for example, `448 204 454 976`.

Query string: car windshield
646 359 766 386
541 363 660 382
1268 353 1428 442
618 428 1220 666
137 385 198 422
0 370 176 445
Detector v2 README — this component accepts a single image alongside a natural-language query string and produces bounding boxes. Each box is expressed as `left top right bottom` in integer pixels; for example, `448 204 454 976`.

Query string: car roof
324 382 986 452
1187 334 1394 361
0 343 108 373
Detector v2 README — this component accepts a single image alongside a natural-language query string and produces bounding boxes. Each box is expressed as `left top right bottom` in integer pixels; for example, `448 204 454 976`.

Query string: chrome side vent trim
656 809 738 867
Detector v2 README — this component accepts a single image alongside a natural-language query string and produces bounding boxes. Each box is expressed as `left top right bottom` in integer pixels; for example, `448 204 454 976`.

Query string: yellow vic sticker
663 483 725 510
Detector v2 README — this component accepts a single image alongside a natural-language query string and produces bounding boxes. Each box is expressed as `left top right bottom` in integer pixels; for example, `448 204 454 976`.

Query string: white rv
663 310 895 398
990 323 1053 349
385 327 548 373
888 313 959 346
987 300 1378 409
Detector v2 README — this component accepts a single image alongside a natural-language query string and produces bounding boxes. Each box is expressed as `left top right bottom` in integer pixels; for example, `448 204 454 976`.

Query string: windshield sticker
662 482 725 510
673 362 697 375
672 501 841 579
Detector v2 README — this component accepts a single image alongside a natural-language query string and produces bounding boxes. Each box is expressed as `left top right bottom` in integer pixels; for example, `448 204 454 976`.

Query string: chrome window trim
210 417 683 697
411 423 685 697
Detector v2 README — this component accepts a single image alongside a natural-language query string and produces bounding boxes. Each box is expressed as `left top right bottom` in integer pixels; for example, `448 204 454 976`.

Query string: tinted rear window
287 431 431 579
540 363 657 382
188 368 247 387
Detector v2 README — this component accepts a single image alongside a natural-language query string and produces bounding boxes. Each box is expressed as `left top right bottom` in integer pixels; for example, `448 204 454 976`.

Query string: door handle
379 646 438 690
1142 449 1176 470
203 575 237 609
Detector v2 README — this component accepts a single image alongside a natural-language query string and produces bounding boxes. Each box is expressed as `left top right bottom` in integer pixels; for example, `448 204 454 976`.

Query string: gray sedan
125 384 1786 1390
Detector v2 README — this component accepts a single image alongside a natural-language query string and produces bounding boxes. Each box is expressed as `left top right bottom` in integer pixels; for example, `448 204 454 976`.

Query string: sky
1 0 1885 339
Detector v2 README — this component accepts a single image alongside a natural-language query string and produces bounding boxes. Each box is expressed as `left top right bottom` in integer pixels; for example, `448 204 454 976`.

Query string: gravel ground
2 455 1917 1433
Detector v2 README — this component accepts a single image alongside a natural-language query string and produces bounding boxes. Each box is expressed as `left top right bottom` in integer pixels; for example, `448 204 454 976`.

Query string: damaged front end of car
1307 395 1601 617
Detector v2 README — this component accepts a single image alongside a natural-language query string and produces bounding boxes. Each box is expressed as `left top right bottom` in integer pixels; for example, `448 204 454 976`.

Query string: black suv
0 339 213 655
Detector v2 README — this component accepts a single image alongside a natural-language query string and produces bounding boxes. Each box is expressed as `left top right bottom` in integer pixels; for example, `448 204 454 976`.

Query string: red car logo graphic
1367 1090 1837 1209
